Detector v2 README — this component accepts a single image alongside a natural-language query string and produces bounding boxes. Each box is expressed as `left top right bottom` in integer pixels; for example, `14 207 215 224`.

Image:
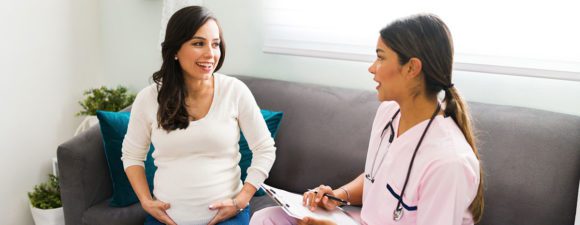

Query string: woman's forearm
234 183 257 209
125 165 154 202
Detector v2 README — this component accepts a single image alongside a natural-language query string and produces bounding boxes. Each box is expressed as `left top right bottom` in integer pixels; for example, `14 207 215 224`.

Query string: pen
307 189 351 206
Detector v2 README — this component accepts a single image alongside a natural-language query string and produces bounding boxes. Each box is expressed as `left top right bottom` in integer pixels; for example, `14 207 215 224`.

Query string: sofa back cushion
468 102 580 225
237 75 580 225
238 76 379 192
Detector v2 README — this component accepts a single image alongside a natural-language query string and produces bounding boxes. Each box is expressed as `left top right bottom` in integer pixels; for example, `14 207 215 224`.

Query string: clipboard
260 184 360 225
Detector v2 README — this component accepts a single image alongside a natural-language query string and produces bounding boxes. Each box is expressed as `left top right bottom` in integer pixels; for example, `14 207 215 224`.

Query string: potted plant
75 86 136 135
28 174 64 225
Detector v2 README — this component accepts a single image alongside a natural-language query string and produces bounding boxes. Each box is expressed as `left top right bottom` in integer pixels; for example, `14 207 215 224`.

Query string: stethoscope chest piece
393 206 404 221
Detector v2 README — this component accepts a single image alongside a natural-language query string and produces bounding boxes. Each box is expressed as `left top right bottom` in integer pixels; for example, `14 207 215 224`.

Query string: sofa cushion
249 196 278 216
468 102 580 225
96 111 156 207
83 199 146 225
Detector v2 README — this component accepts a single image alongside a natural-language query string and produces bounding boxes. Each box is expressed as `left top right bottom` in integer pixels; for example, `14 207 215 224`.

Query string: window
264 0 580 81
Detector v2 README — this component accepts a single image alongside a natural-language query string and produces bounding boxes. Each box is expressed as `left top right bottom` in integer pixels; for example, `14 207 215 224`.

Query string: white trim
263 45 374 62
454 62 580 82
263 46 580 82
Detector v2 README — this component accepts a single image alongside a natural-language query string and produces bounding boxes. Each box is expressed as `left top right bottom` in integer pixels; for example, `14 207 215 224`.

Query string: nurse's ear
403 57 422 80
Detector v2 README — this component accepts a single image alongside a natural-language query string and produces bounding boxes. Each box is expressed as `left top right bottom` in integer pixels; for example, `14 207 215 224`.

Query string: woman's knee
218 206 251 225
250 207 295 225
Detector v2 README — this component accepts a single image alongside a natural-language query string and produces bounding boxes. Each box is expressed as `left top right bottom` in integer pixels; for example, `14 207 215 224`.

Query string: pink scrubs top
360 101 480 225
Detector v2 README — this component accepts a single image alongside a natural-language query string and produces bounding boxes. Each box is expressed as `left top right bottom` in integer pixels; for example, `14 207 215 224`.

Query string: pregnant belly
152 158 242 207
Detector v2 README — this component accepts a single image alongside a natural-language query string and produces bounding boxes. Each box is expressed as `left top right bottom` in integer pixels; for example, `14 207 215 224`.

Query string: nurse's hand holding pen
302 184 341 211
300 185 337 225
301 184 351 225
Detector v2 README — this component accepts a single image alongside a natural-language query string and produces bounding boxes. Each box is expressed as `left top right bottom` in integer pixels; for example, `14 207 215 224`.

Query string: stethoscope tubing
393 103 441 221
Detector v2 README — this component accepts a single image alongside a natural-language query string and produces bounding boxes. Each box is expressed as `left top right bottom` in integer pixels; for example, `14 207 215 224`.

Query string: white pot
74 115 99 136
30 205 64 225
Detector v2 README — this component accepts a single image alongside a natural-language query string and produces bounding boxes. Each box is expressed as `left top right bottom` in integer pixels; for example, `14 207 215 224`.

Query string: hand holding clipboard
260 184 359 225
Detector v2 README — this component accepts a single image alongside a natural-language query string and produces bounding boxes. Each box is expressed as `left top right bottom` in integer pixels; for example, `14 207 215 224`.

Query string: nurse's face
368 37 406 102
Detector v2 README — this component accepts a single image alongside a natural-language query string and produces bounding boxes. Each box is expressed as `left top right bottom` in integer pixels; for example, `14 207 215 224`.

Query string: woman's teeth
196 62 213 68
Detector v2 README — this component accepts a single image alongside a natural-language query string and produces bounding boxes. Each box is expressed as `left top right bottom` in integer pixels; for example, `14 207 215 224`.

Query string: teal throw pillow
96 111 156 207
239 109 284 196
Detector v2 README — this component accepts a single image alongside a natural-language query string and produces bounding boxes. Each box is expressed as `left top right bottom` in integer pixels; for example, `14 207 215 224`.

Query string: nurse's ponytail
444 87 485 223
380 14 484 223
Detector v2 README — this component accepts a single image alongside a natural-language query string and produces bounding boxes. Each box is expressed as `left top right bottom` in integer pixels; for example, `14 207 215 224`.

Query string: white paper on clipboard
260 184 360 225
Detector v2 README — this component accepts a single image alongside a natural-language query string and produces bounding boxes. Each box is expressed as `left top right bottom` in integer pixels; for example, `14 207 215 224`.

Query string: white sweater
121 74 276 225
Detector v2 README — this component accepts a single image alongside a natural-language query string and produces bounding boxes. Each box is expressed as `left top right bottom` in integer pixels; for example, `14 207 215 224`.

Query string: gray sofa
58 75 580 225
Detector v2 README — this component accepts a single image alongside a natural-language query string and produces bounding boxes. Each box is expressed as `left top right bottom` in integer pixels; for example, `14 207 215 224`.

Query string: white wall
0 0 101 224
101 0 163 90
101 0 580 116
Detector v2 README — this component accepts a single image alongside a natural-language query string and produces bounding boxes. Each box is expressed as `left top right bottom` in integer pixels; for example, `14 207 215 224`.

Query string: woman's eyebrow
191 36 220 42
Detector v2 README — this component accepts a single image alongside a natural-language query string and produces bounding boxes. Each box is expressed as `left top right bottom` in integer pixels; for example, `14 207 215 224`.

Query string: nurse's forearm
333 173 364 206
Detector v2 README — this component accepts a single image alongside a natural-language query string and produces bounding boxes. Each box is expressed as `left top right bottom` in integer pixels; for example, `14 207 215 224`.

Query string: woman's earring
174 56 178 60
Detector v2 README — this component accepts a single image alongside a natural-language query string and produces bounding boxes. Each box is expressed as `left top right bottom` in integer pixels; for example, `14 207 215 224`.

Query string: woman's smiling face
176 20 222 81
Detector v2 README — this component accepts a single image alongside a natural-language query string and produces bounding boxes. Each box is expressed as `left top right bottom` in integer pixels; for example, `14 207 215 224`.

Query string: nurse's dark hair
380 14 484 223
152 6 225 131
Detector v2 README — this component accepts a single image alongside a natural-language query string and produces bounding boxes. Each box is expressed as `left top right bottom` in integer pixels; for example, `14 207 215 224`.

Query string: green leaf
28 174 62 209
77 86 136 116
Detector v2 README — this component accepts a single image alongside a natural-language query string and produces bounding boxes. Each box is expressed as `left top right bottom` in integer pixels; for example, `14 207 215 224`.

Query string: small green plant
77 86 136 116
28 174 62 209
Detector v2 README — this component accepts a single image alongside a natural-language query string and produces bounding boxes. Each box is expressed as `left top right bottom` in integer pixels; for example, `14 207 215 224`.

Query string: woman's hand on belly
207 199 240 225
142 199 177 225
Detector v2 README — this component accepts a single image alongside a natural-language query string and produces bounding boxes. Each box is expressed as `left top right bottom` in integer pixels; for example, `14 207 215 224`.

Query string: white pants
250 207 298 225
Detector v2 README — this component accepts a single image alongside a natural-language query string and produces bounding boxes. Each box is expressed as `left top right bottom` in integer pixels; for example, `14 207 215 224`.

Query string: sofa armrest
57 125 112 225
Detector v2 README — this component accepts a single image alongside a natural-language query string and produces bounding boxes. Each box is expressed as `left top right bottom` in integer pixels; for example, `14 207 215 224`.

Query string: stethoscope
365 103 441 221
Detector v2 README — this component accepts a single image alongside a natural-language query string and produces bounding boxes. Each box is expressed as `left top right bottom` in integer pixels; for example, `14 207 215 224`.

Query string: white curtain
159 0 204 48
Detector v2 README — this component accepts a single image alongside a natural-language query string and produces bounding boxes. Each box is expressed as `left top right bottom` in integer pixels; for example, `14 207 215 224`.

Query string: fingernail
208 205 213 209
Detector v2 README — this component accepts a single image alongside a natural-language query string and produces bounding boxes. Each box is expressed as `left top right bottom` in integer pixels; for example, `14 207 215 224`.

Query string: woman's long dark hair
380 14 484 223
152 6 225 131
